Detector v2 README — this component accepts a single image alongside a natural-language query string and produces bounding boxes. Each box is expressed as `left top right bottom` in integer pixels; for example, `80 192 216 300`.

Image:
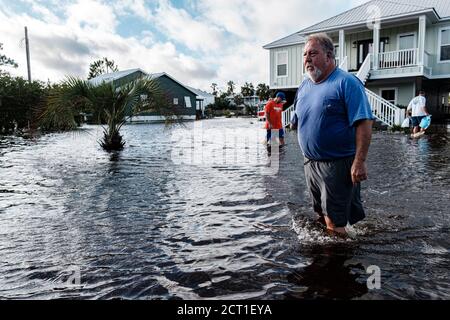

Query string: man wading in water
291 33 375 237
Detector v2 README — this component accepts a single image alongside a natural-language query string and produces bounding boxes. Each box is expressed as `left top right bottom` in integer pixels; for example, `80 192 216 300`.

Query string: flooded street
0 118 449 300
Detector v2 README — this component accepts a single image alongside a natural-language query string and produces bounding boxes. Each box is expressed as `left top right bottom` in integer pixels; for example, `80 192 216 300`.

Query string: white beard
307 67 323 82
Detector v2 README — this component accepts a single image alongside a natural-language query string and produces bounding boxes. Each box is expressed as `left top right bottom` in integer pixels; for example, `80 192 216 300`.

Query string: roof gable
263 32 306 49
148 72 199 96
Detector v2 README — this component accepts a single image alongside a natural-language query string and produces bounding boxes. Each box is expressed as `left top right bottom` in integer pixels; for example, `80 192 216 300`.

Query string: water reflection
286 244 368 299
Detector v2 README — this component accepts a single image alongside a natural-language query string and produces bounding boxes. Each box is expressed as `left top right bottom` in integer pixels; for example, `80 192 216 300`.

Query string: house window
173 98 178 105
184 96 192 108
276 51 288 77
439 28 450 62
380 88 397 105
398 33 416 50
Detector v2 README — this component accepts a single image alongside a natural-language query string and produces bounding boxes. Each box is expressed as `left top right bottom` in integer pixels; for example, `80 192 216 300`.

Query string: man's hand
351 159 368 184
353 119 372 184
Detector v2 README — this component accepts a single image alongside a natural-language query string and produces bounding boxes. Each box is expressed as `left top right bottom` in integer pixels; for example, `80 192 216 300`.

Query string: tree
256 83 270 101
0 73 46 134
233 94 243 107
210 83 218 97
0 43 18 69
212 91 231 110
88 57 119 80
241 82 255 97
227 81 235 96
39 77 175 151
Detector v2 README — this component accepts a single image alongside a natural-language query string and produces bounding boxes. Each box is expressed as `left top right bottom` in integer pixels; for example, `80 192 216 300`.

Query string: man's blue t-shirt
292 68 374 161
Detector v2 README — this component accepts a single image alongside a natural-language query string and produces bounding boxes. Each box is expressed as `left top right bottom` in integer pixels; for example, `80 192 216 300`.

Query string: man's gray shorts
304 156 365 227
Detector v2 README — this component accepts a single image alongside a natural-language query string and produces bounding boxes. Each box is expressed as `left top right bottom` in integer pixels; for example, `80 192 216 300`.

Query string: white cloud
112 0 153 21
65 0 118 32
21 0 61 24
152 0 226 53
0 0 370 92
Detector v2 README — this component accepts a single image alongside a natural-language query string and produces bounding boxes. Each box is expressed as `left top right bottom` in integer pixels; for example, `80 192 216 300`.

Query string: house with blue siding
264 0 450 127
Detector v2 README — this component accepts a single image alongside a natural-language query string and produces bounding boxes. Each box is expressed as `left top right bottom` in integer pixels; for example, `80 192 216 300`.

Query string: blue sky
0 0 367 92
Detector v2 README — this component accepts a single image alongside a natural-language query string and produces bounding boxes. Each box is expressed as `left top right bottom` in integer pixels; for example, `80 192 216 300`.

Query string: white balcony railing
377 48 419 69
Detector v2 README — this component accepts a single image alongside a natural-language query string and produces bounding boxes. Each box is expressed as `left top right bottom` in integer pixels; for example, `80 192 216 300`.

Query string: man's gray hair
307 33 335 59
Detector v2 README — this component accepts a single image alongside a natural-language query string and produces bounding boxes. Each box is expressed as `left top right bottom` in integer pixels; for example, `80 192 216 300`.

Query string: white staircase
282 104 295 128
356 54 372 84
365 90 405 127
357 54 405 127
340 56 348 72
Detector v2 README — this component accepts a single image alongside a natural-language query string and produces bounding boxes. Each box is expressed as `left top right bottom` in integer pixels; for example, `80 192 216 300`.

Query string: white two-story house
263 0 450 127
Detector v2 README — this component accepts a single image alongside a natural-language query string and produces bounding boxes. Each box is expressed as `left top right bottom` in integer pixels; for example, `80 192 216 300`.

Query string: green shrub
0 73 48 134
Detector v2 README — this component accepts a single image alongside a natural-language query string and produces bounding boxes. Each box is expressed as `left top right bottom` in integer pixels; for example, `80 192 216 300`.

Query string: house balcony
368 48 432 80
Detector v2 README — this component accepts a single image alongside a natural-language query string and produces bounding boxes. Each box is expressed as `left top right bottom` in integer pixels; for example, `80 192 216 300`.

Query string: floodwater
0 118 448 300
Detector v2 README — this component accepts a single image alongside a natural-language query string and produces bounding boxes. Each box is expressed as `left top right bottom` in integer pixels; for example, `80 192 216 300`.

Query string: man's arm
422 98 430 115
406 102 412 116
351 119 373 184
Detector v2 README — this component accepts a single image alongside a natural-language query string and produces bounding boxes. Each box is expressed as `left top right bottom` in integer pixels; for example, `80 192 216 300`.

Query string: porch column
418 15 427 65
373 24 380 70
339 29 346 70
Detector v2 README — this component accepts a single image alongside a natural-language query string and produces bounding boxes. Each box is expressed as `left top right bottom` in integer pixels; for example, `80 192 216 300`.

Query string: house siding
340 23 419 71
425 21 450 76
366 82 415 107
139 75 197 117
270 44 304 88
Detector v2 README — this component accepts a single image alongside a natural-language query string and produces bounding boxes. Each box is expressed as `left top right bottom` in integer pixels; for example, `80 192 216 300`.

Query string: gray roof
88 68 146 86
263 31 306 49
186 86 214 99
300 0 447 34
264 0 450 49
89 69 198 96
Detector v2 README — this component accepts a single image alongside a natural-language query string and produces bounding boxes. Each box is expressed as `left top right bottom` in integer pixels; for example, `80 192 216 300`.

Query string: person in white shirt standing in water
407 90 430 136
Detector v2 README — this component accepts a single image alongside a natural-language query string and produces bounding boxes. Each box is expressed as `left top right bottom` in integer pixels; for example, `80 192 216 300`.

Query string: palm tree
39 77 176 151
88 58 119 80
227 81 235 96
210 83 218 97
256 83 270 101
241 82 255 97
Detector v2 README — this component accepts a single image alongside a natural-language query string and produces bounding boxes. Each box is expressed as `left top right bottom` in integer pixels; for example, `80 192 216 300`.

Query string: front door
357 40 373 69
357 38 387 69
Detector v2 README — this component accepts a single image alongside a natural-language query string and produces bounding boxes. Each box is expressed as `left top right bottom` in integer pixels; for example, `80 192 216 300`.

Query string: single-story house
186 86 215 118
89 69 199 122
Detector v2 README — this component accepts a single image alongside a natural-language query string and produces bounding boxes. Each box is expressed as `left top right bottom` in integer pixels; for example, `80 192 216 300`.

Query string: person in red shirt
265 92 286 145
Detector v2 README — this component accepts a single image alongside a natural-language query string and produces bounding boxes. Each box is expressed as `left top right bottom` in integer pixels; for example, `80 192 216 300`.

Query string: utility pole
25 26 31 83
